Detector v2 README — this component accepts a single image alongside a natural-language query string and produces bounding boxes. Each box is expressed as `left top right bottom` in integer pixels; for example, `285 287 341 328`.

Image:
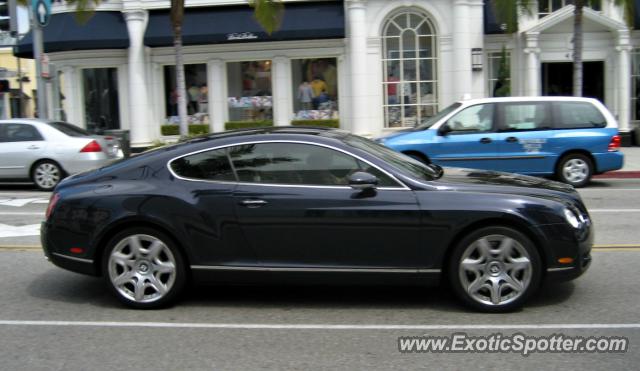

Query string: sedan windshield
414 102 461 130
47 122 91 137
343 135 441 181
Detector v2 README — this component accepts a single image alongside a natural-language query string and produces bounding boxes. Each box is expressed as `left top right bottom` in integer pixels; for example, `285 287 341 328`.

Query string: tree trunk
572 0 584 97
173 25 188 138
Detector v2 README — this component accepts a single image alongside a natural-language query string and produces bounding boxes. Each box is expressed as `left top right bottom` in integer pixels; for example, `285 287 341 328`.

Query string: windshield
343 135 441 182
47 122 91 137
414 102 462 130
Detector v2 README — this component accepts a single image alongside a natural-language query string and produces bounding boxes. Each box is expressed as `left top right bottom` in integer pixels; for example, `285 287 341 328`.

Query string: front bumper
536 221 593 282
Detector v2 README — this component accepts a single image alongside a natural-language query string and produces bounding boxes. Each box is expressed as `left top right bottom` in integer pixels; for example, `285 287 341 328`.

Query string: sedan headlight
563 208 582 229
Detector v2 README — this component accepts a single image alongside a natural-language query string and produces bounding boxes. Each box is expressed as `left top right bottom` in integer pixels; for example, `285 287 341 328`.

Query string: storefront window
227 60 272 122
164 64 208 125
291 58 339 120
538 1 600 18
382 11 438 128
631 49 640 121
488 49 511 97
82 68 120 133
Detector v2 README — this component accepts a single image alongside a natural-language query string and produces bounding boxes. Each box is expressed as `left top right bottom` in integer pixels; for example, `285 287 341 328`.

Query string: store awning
13 11 129 59
144 1 345 47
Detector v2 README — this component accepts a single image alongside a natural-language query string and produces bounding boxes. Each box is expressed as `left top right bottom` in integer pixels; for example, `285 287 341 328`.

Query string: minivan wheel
102 228 186 309
32 160 63 191
556 154 593 187
449 226 542 312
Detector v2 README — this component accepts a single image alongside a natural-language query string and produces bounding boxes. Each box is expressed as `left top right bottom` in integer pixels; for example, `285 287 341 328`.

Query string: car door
429 103 500 170
495 101 556 174
229 141 423 269
0 123 46 178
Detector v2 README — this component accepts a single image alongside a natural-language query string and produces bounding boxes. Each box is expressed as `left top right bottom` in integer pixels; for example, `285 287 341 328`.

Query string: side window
228 142 400 187
170 148 235 181
500 103 550 131
4 124 44 142
553 102 606 129
445 104 494 133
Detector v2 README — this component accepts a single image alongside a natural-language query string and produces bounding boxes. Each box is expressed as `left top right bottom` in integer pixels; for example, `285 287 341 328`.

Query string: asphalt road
0 179 639 370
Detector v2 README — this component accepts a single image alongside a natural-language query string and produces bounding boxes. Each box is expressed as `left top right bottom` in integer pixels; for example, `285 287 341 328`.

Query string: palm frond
249 0 284 35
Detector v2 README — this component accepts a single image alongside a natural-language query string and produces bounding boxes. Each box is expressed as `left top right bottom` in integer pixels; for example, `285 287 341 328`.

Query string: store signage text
227 32 259 41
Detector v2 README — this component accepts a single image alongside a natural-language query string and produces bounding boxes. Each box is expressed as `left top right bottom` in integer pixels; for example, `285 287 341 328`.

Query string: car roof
182 126 350 144
0 118 56 126
456 96 600 105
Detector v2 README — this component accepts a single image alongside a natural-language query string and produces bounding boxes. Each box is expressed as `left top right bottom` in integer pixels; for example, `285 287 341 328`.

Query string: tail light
80 140 103 153
46 193 60 219
608 135 621 152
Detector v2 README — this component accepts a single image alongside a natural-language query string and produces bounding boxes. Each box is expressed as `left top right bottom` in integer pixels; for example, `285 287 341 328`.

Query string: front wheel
556 154 593 187
449 226 542 312
102 228 187 309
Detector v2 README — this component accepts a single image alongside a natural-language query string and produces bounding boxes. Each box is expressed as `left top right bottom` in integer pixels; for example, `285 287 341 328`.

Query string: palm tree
491 0 633 97
170 0 284 137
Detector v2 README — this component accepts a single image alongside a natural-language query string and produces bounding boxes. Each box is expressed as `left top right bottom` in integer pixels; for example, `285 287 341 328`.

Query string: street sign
32 0 50 27
41 53 49 78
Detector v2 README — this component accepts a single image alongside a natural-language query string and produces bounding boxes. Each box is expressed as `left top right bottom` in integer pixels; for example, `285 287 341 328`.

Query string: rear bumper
41 221 99 276
594 151 624 174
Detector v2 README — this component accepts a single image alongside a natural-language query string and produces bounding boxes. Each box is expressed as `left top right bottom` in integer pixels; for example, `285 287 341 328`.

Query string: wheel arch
554 149 595 173
29 158 68 178
401 150 430 164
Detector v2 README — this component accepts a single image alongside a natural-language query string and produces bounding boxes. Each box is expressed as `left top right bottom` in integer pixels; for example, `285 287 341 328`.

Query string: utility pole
32 4 47 119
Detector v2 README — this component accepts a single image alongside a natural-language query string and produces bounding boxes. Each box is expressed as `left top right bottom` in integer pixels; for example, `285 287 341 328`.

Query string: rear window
552 102 606 129
47 122 91 137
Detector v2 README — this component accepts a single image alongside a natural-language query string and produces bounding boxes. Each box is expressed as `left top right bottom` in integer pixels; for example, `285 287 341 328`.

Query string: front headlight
563 208 582 229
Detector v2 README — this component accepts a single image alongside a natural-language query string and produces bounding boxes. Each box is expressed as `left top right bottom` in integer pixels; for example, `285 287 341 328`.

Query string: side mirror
348 171 378 191
438 123 452 136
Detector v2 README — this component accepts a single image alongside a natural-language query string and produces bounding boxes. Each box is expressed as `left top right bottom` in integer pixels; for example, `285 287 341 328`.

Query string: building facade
13 0 640 148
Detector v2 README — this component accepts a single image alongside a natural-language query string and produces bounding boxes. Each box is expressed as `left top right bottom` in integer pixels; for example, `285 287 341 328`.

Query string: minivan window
500 102 551 131
552 102 606 129
445 104 494 133
415 102 462 130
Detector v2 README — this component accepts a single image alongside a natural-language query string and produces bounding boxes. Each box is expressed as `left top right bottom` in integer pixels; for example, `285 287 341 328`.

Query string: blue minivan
379 97 624 187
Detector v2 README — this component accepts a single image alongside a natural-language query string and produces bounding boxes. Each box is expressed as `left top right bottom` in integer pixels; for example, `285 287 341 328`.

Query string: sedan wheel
557 154 593 187
449 227 541 312
32 161 62 191
103 229 186 309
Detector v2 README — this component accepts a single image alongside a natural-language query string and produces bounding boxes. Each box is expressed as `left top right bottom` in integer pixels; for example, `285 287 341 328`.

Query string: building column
616 29 632 133
347 0 368 135
207 59 226 133
453 0 472 100
123 10 152 147
272 56 292 126
59 66 83 127
524 32 541 96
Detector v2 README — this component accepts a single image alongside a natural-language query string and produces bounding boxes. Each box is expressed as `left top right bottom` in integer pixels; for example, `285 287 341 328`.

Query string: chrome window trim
191 265 440 273
167 140 411 190
547 267 574 272
52 252 94 264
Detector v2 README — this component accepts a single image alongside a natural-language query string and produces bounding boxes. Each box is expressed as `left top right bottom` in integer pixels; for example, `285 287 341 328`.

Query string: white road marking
0 320 638 330
0 224 41 238
588 209 640 213
0 198 49 207
0 212 45 216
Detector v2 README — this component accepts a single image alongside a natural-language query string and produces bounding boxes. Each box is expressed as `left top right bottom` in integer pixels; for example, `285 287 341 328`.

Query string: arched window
382 10 438 128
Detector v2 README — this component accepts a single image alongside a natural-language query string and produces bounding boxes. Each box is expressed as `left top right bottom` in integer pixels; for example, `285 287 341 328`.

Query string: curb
593 171 640 179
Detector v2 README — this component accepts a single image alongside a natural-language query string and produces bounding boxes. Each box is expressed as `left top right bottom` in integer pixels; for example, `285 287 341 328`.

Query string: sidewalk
594 147 640 179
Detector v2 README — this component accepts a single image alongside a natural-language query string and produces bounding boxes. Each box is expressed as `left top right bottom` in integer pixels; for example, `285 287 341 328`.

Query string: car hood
431 167 582 205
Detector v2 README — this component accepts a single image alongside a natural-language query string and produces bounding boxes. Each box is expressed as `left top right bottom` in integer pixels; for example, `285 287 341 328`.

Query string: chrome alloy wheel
107 234 177 304
34 162 61 190
562 158 589 184
458 234 532 307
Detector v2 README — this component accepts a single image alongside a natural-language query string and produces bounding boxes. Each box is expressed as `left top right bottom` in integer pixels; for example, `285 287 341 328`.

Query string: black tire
31 160 63 191
448 226 542 313
556 153 593 188
102 227 187 309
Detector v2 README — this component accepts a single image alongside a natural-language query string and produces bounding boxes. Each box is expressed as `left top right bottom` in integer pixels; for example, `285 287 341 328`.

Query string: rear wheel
102 228 187 309
449 226 542 312
31 160 63 191
556 154 593 187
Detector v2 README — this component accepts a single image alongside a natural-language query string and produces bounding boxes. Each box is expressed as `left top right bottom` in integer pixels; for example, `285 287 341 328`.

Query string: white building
14 0 640 148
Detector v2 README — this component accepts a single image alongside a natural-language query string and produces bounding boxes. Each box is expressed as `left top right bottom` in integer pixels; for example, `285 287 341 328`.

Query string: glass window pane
227 61 273 123
401 30 417 59
418 59 434 81
409 14 422 29
402 60 417 81
385 23 401 37
83 68 120 133
384 37 400 59
418 36 433 58
164 64 208 125
447 104 494 133
416 20 432 36
501 103 550 131
418 82 435 103
292 58 339 120
553 102 606 129
394 14 409 29
171 149 235 181
4 124 43 142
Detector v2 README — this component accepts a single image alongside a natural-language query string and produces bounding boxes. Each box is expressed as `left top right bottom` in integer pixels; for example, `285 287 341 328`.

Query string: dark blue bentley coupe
41 127 592 312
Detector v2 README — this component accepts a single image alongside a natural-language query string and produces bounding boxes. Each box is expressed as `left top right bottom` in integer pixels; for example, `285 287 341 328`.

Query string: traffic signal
0 0 17 35
0 80 10 93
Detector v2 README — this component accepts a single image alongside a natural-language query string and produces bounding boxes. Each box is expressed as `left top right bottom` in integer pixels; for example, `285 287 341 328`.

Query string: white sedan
0 119 124 190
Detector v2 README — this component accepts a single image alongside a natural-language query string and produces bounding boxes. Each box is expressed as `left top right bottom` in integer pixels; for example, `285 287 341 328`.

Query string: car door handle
240 199 268 208
479 137 492 144
505 136 518 143
27 145 41 150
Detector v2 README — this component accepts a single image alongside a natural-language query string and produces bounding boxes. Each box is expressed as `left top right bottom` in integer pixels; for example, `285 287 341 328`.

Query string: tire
556 154 593 188
102 227 187 309
448 226 542 313
31 160 63 191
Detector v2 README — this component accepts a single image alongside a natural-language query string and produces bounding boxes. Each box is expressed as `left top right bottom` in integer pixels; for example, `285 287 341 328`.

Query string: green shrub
291 119 339 128
161 124 210 136
225 120 274 130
